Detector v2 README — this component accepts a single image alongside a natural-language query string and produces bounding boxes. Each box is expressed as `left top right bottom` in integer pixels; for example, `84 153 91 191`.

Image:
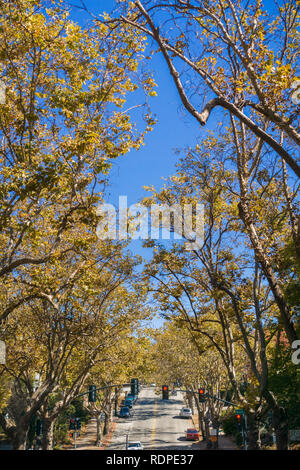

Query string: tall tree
114 0 300 176
0 0 155 321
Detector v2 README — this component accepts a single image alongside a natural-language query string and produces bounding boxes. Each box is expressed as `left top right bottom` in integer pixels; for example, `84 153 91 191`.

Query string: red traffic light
162 385 169 399
235 409 244 426
235 412 243 424
198 387 206 402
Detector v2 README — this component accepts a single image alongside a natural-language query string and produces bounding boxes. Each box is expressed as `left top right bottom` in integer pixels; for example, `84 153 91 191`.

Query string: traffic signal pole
243 416 248 450
235 411 247 450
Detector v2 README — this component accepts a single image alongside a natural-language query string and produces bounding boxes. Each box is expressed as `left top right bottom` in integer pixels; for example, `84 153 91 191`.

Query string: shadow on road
149 440 200 450
177 436 188 442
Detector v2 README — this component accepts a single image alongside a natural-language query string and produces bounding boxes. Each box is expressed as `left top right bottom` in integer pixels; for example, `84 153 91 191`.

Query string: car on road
150 383 156 387
124 399 134 408
179 407 193 418
186 428 200 440
127 441 144 450
126 393 137 402
119 406 131 418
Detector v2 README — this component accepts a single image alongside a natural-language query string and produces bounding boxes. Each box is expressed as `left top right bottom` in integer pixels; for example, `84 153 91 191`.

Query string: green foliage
221 412 243 447
52 398 90 448
269 344 300 429
221 413 237 436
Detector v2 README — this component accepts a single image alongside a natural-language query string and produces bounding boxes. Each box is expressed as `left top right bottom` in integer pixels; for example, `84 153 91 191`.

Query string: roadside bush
221 412 243 448
221 413 237 436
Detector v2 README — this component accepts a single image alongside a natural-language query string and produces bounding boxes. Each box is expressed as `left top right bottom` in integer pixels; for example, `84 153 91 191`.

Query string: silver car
179 407 192 418
127 441 144 450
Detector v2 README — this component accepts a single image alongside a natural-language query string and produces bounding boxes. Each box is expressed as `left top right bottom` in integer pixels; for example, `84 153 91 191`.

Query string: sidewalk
191 412 238 450
72 417 100 450
197 434 238 450
70 416 118 450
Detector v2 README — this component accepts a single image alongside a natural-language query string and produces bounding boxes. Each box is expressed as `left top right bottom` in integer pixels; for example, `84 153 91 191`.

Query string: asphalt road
106 386 200 450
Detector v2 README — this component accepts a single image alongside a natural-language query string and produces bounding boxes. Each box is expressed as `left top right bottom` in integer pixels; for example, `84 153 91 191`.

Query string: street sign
0 340 6 365
235 409 244 415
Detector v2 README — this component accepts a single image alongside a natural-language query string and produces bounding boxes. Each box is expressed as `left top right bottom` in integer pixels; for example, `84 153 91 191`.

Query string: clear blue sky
69 0 210 259
69 0 211 330
68 1 278 261
68 0 279 328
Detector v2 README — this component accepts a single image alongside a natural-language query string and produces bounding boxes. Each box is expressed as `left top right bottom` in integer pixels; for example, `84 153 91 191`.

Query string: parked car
125 394 135 401
124 399 133 408
186 428 200 440
126 393 137 402
119 406 131 418
127 441 144 450
179 407 192 418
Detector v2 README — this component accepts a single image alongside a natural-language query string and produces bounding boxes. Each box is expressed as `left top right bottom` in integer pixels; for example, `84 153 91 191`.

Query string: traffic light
131 378 139 395
198 388 206 403
69 418 76 430
88 384 97 402
75 418 81 430
235 410 245 429
162 385 169 399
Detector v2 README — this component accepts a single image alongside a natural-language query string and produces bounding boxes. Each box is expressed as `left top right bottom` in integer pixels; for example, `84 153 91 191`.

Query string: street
105 387 200 450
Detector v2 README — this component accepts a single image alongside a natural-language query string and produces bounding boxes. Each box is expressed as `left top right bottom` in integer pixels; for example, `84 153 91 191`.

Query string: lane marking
150 399 158 448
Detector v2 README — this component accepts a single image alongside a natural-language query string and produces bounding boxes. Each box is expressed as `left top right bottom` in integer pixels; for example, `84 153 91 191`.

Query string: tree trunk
238 200 297 345
41 417 55 450
12 426 28 450
96 415 102 447
272 406 289 450
187 392 194 413
204 417 211 449
199 411 205 440
103 412 109 435
246 413 261 450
